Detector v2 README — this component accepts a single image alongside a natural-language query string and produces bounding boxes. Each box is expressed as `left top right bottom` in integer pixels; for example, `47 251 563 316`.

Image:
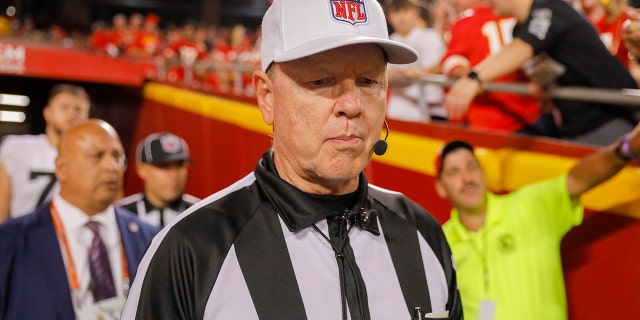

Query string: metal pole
392 74 640 107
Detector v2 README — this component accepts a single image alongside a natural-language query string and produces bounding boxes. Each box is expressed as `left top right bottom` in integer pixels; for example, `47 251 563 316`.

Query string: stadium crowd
2 1 640 319
1 0 639 142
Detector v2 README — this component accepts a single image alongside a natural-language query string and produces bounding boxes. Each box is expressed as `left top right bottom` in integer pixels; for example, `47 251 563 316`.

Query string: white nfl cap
260 0 419 71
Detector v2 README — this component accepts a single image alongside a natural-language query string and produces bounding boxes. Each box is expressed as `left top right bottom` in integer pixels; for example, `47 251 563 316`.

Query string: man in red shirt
441 0 554 135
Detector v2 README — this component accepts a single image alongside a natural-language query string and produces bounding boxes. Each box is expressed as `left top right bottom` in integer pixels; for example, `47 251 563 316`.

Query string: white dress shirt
53 194 125 308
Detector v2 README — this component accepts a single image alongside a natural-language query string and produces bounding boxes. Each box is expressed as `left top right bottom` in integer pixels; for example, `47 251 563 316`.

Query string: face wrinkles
269 44 387 194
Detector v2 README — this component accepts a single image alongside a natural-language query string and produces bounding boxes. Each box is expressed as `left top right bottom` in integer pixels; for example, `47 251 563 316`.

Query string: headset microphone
373 120 389 156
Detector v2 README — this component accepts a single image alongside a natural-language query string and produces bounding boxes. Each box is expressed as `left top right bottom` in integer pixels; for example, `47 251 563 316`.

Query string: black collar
254 149 379 235
142 194 187 213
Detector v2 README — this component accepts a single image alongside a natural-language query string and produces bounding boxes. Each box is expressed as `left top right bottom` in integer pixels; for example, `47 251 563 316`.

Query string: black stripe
235 208 307 320
415 212 464 319
135 187 259 320
378 207 432 314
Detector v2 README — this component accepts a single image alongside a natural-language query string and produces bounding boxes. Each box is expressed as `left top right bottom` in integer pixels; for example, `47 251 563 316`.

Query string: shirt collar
54 194 119 245
254 149 378 235
446 192 503 242
142 193 186 213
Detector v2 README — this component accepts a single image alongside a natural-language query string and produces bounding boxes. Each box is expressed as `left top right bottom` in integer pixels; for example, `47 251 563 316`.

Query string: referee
118 132 199 227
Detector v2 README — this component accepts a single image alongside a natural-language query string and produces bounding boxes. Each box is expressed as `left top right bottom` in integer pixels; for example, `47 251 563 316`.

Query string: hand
522 53 566 88
444 77 481 120
527 81 548 100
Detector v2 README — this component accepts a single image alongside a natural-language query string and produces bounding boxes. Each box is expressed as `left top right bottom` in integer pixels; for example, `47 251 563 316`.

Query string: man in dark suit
0 119 159 320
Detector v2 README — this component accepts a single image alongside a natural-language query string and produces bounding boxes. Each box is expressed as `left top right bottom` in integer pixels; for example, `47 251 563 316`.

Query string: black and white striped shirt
121 150 463 320
118 192 200 227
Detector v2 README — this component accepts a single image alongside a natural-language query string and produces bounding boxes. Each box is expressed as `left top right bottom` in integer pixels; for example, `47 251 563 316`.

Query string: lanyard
50 202 129 293
467 229 490 296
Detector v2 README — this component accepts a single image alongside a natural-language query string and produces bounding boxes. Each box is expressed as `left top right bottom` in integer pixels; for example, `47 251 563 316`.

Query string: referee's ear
253 69 274 125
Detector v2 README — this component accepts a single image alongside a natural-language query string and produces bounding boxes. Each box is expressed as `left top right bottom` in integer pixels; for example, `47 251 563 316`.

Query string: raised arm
566 123 640 203
444 38 535 120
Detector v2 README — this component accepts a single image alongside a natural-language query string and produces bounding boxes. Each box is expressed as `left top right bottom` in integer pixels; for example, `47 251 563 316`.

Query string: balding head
56 119 126 215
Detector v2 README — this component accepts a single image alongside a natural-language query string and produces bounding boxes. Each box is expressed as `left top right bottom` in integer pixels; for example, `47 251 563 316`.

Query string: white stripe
117 193 144 206
441 55 471 75
352 219 410 319
122 174 452 319
418 231 449 312
370 184 450 311
369 183 403 196
283 218 343 319
204 245 259 319
182 193 201 204
283 215 450 319
120 172 257 319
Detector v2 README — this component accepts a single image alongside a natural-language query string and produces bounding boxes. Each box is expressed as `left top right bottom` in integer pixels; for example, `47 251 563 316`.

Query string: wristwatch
466 71 482 84
614 134 636 162
615 140 632 161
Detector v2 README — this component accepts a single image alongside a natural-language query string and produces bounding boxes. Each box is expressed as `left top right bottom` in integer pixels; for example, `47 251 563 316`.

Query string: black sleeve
130 202 245 320
133 230 200 320
514 0 573 55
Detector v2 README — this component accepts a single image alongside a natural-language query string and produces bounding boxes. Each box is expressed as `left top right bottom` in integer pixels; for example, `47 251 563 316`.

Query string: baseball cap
434 140 474 176
136 133 191 165
259 0 419 71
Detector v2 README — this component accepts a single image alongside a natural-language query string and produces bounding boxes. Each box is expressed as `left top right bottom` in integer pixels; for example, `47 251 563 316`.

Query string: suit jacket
0 203 160 320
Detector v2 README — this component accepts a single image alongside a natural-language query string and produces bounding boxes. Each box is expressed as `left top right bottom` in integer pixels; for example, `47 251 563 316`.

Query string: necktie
327 214 370 320
85 220 117 302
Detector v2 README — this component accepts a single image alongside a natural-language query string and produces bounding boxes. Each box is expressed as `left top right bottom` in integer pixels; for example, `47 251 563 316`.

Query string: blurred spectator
210 23 256 94
440 0 555 135
48 24 68 45
623 8 640 81
435 125 640 319
163 21 207 63
118 132 200 227
90 20 110 51
580 0 631 67
432 0 458 41
0 84 90 222
445 0 639 146
125 13 162 57
0 15 12 36
0 119 160 319
104 13 128 57
386 0 447 122
6 11 266 95
164 21 208 83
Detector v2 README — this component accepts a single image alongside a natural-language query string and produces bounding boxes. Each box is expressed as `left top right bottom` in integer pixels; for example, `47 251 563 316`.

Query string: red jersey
441 6 541 132
164 39 208 61
126 29 162 57
91 29 109 51
592 12 630 67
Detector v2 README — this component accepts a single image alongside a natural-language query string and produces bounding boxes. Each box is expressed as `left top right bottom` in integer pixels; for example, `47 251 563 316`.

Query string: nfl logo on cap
160 134 181 154
258 0 418 72
330 0 368 26
137 132 191 165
